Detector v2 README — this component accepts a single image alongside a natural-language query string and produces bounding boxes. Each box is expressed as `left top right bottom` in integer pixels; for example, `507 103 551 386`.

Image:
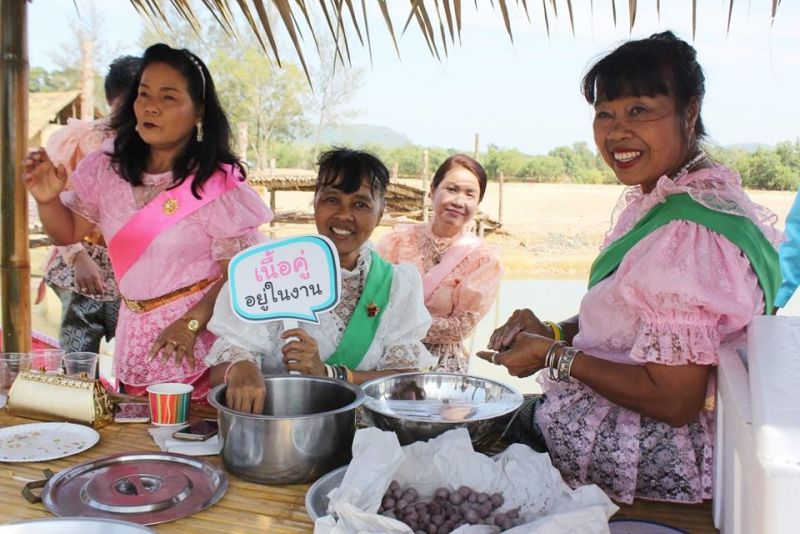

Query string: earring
196 120 203 143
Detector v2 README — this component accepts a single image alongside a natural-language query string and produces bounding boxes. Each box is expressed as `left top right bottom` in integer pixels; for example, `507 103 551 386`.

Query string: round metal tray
305 464 347 521
42 451 228 525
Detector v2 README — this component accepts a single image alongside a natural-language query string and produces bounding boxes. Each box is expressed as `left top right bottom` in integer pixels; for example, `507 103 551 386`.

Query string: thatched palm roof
130 0 784 82
27 90 81 141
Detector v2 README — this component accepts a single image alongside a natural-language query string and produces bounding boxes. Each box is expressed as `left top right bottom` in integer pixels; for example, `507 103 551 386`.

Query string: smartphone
172 418 219 441
114 402 150 423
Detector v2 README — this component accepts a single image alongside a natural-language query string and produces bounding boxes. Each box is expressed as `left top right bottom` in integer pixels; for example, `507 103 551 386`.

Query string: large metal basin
208 375 365 485
360 372 522 445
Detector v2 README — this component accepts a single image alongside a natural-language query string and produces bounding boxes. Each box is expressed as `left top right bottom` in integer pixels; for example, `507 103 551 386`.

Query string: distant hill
725 142 773 153
299 124 413 148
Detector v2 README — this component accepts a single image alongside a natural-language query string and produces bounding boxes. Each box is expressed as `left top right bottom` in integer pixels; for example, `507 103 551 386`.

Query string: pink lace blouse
535 165 781 504
61 147 272 389
378 223 502 373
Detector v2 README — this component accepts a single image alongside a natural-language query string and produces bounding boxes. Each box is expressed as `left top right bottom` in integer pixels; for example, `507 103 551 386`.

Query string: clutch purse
5 370 113 428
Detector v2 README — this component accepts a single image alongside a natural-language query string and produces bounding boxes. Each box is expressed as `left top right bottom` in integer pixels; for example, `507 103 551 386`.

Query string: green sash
588 193 779 314
326 251 394 369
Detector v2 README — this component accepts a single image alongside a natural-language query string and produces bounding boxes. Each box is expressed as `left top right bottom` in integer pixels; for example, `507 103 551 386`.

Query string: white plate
0 422 100 462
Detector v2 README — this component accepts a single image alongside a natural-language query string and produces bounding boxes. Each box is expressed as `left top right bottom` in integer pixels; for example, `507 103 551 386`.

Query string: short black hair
103 55 142 103
582 31 707 138
315 147 389 199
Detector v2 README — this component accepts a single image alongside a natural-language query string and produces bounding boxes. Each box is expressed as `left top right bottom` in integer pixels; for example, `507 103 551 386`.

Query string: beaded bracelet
543 320 563 341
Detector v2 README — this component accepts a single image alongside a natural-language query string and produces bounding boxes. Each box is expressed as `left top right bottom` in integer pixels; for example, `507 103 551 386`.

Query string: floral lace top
60 144 272 388
206 243 436 373
378 223 502 373
535 165 781 504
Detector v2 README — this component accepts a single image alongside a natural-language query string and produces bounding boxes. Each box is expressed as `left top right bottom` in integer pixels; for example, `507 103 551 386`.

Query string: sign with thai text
228 235 341 323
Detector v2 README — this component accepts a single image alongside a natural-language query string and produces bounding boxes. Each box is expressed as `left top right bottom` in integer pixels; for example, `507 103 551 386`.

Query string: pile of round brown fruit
377 481 523 533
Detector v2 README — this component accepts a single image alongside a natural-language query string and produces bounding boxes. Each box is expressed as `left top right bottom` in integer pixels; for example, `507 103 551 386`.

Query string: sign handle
282 319 300 374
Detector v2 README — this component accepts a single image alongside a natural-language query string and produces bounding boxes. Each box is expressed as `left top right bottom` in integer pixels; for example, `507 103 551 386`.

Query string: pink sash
108 164 244 283
422 231 481 302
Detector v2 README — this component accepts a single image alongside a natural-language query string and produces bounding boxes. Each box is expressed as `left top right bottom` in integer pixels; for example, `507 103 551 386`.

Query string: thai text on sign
228 235 341 323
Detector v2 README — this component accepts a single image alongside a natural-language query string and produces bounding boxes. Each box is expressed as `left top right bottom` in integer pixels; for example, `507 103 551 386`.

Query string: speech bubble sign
228 235 341 323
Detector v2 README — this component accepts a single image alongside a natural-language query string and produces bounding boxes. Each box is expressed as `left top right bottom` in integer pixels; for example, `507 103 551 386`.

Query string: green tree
737 150 797 190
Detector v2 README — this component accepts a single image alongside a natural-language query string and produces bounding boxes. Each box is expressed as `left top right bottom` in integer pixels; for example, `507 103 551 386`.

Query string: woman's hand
73 251 106 295
477 332 554 378
488 309 551 351
149 318 200 370
225 360 266 414
22 148 68 204
280 328 326 376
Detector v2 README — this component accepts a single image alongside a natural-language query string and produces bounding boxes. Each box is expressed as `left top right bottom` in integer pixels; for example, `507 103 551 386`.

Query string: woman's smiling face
314 178 384 270
593 93 697 193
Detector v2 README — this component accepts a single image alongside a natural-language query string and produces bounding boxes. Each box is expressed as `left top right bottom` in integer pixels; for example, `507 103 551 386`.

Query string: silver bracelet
545 340 566 380
556 346 580 382
324 363 334 379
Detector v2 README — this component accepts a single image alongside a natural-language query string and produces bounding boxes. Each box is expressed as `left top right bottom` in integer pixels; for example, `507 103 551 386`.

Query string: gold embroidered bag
5 370 113 427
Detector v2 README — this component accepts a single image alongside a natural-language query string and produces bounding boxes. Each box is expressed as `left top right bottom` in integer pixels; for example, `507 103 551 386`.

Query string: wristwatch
186 318 201 333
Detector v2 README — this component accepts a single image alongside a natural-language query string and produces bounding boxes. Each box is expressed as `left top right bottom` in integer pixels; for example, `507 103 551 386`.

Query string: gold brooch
366 303 380 317
162 198 179 215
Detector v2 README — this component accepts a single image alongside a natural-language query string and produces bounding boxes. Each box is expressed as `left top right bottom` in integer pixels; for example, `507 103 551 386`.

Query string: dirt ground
258 181 798 279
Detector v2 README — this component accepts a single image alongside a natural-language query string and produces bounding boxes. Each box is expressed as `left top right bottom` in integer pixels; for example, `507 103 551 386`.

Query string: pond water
466 278 800 394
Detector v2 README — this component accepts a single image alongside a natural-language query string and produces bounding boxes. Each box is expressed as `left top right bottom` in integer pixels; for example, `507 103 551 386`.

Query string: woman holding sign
23 44 271 399
378 154 502 373
206 148 436 414
478 32 781 504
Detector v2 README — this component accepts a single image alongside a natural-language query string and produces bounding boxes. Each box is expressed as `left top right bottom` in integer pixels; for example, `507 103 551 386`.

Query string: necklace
670 150 707 180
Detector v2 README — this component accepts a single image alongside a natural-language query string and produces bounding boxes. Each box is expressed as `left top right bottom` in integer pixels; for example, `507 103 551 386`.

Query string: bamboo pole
473 132 480 161
0 0 31 352
498 171 505 226
421 150 429 222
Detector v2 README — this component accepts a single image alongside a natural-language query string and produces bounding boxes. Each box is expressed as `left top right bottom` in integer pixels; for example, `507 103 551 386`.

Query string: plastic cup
63 352 99 379
0 352 32 399
30 348 65 373
146 383 193 426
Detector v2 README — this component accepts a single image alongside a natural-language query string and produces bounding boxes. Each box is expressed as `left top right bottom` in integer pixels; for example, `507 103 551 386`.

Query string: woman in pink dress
479 32 781 504
23 44 271 399
378 154 502 373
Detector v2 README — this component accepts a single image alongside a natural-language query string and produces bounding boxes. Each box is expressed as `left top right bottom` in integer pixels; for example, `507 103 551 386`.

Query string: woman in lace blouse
206 148 435 414
23 44 271 399
479 32 781 504
378 154 502 373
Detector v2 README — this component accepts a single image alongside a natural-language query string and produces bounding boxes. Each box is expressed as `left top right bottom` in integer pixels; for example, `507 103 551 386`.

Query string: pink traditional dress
535 165 781 504
378 222 502 373
61 144 272 399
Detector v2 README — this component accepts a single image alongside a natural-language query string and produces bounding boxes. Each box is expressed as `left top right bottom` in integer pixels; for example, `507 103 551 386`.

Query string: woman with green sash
478 32 781 505
206 148 436 414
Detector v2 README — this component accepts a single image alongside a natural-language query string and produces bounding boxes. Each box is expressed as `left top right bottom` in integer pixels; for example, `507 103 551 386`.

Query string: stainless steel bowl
360 372 522 445
209 375 365 485
305 464 347 521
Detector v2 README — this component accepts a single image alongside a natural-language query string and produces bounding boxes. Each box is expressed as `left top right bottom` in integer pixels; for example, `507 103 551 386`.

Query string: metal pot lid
42 452 227 525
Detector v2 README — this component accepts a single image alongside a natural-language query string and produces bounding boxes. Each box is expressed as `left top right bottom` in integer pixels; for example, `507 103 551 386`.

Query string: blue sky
29 1 800 155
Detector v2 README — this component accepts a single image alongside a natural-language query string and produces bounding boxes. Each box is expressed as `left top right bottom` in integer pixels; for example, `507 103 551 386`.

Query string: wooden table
0 411 717 533
0 411 314 533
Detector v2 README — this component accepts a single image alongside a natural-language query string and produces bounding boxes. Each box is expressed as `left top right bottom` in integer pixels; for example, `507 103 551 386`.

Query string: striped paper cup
146 383 193 426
